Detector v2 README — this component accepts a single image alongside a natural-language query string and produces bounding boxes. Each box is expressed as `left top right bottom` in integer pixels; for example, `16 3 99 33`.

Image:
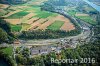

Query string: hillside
0 18 15 44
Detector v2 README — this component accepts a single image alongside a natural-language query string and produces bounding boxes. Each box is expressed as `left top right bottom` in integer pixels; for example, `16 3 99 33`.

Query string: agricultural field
0 4 12 16
83 5 96 12
11 24 22 32
0 1 75 32
21 23 30 31
34 11 57 18
0 46 13 56
47 20 64 30
67 10 76 17
76 15 96 25
6 11 29 19
75 12 97 25
67 9 97 25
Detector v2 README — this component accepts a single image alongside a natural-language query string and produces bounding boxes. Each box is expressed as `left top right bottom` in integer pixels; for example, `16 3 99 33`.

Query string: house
14 40 21 44
30 46 52 55
31 49 39 55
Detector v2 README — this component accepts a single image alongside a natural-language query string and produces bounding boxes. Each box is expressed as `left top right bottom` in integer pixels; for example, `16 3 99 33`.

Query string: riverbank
83 0 100 12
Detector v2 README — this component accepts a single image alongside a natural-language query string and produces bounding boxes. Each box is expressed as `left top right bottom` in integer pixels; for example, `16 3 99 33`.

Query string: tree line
18 29 81 40
0 18 15 44
0 51 15 66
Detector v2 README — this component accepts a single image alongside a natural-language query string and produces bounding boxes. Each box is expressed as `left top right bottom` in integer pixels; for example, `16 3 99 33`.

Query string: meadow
0 46 13 56
76 16 97 25
67 10 76 17
7 11 29 19
67 9 97 25
11 24 22 32
47 20 64 30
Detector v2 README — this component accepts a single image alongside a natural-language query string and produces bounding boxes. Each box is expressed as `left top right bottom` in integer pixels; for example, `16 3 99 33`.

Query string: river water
83 0 100 12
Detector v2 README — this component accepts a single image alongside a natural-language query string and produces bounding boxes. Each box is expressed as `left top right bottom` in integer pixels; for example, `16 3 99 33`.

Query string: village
13 36 84 58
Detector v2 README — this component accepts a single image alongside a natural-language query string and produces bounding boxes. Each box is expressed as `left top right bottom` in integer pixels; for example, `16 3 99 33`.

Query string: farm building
30 46 51 55
13 40 21 44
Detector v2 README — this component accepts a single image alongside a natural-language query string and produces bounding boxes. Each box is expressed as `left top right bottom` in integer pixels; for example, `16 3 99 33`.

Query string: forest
0 18 15 44
18 29 81 39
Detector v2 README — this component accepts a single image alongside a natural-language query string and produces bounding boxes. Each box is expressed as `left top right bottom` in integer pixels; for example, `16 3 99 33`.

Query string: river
83 0 100 12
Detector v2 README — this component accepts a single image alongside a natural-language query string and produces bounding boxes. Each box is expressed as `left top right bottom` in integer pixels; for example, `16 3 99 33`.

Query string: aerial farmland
0 1 75 32
0 0 100 66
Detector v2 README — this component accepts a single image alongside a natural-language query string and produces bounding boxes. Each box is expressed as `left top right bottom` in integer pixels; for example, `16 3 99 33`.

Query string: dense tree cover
18 29 81 39
16 41 100 66
16 48 30 65
43 0 67 6
41 2 55 12
0 28 8 43
41 0 69 12
0 18 11 33
92 12 100 43
0 18 15 44
0 51 15 66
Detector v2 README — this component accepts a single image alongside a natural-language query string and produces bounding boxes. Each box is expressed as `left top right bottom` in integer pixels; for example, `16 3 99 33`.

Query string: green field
67 10 97 25
34 12 53 18
21 23 30 31
22 6 40 12
0 10 7 16
34 10 58 18
76 16 97 25
11 24 22 32
0 46 13 56
47 20 64 30
67 10 76 16
7 11 29 19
